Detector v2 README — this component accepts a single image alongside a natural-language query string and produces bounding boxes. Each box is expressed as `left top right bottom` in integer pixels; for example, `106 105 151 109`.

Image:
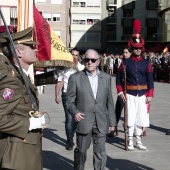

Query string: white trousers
126 94 149 127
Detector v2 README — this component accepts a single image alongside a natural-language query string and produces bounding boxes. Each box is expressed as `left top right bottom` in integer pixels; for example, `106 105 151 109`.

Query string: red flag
33 6 73 67
33 6 51 60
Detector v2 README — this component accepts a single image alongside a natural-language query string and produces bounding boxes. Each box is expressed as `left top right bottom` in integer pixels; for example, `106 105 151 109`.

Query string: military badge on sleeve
3 88 14 100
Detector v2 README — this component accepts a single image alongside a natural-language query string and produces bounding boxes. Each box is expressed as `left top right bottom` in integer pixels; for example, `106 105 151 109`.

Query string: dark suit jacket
66 70 116 135
0 54 42 170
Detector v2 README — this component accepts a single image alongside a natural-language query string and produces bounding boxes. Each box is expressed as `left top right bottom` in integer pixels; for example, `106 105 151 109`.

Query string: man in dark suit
0 28 46 170
66 49 116 170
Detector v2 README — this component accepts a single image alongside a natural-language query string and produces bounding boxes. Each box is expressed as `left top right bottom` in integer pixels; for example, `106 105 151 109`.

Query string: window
107 25 116 41
86 0 101 7
10 7 17 27
72 13 100 25
123 9 133 17
146 0 158 10
86 13 101 25
51 0 62 4
72 2 79 6
146 18 158 27
123 27 133 35
80 2 86 7
72 1 86 7
35 0 46 3
53 14 61 22
43 13 51 21
73 20 85 24
107 31 116 41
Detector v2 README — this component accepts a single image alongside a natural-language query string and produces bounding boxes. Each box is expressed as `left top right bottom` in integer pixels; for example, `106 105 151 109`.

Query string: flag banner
17 0 33 31
33 6 74 68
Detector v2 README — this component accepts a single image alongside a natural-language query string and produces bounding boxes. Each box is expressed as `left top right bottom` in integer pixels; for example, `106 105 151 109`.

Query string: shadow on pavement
43 128 66 147
43 150 73 170
106 135 125 150
106 156 154 170
149 124 169 134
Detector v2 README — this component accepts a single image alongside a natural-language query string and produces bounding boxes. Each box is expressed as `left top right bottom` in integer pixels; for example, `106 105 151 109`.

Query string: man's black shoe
65 143 74 150
166 130 170 135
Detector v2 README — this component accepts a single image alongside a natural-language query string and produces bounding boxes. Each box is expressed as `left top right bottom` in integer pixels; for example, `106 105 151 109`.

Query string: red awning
145 43 167 53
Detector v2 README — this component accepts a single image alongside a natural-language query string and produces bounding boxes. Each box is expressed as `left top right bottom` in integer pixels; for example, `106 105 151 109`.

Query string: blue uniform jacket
116 55 154 97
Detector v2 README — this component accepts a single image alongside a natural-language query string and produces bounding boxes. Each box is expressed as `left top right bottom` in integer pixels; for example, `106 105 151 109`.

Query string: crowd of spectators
87 51 170 83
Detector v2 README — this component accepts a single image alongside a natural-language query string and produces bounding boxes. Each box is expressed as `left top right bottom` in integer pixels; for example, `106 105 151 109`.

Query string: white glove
29 115 45 131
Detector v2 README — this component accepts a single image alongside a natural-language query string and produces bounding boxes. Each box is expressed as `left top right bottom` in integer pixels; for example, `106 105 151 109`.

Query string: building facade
0 0 17 32
70 0 102 51
0 0 164 54
68 0 162 53
104 0 162 53
35 0 69 45
158 0 170 42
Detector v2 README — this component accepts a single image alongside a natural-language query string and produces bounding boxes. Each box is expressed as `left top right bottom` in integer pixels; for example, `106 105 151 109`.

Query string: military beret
0 27 38 45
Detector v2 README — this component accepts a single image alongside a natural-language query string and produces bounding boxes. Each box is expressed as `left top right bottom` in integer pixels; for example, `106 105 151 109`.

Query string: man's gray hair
85 49 100 59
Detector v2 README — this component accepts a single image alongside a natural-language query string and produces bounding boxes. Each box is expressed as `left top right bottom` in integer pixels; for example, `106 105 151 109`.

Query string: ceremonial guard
116 20 154 151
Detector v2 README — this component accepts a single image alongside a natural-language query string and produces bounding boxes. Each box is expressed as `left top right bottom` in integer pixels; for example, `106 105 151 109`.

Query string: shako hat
0 27 38 45
128 20 145 51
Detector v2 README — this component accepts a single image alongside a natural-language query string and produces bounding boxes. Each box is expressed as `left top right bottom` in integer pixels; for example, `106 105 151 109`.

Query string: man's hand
74 113 85 122
146 96 152 103
120 93 126 102
108 126 115 133
55 95 61 104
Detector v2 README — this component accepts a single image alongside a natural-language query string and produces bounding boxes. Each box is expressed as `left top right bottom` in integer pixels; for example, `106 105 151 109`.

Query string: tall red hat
128 20 145 51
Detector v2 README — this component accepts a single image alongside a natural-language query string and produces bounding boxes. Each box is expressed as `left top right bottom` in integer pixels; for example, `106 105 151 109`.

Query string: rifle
123 65 128 151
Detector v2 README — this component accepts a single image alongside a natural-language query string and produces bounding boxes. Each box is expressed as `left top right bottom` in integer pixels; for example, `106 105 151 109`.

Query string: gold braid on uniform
34 60 76 69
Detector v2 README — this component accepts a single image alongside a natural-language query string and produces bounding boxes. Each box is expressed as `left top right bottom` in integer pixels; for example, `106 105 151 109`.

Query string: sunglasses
85 58 98 63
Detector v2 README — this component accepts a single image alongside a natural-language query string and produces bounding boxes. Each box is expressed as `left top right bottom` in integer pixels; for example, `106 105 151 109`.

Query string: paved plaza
39 77 170 170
